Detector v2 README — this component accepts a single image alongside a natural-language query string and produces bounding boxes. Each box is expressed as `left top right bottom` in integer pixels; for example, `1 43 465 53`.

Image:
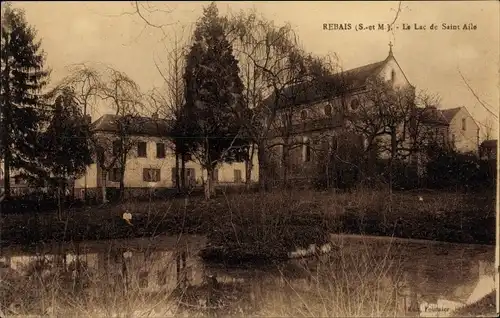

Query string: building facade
261 46 416 186
440 107 480 154
73 114 259 199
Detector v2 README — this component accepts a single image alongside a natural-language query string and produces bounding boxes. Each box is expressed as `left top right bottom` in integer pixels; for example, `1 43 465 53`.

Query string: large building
73 114 259 199
259 45 463 186
261 46 413 185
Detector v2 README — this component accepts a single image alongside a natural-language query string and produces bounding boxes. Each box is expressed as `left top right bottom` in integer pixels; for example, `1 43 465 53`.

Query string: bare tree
227 12 339 189
149 28 191 193
344 76 443 188
47 63 104 200
97 67 145 201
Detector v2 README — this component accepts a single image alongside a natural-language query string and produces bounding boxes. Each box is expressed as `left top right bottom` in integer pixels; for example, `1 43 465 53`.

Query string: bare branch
458 68 499 120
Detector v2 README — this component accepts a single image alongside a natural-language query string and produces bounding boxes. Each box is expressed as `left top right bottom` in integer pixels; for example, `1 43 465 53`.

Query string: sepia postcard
0 1 498 317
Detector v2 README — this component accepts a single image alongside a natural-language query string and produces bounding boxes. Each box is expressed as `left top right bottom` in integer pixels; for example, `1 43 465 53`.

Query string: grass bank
1 189 495 249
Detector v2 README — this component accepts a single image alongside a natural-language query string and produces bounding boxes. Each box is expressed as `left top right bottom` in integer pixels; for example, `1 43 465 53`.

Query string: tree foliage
0 4 50 197
38 87 93 186
180 2 248 198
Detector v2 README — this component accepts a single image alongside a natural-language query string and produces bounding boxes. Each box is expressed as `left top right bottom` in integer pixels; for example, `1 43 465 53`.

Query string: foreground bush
1 189 495 248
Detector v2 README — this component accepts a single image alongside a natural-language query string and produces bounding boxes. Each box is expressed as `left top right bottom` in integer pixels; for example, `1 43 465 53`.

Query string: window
461 118 466 131
109 168 121 182
300 110 308 120
14 176 21 185
350 98 360 111
137 142 147 158
304 138 311 162
112 140 121 156
156 143 166 158
324 104 333 117
234 169 242 183
138 271 149 288
391 69 396 82
143 168 161 182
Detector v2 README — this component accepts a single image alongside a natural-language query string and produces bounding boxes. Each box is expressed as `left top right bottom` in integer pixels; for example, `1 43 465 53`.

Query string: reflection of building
74 115 259 199
3 235 207 294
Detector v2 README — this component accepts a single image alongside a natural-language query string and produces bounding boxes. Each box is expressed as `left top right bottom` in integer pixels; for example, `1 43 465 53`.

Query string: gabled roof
91 114 171 137
421 107 449 126
341 60 387 89
262 53 401 110
440 107 462 124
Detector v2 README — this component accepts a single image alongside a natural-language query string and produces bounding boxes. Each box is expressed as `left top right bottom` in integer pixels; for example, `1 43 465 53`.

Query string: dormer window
324 104 333 117
350 98 360 111
300 110 308 120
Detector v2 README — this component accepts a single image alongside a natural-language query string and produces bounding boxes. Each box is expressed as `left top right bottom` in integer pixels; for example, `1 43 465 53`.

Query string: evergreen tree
1 4 50 198
39 87 93 191
182 2 248 199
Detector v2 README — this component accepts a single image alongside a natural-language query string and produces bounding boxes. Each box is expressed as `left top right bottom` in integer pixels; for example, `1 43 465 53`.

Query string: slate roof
262 58 389 109
440 107 462 124
420 107 450 126
91 114 171 137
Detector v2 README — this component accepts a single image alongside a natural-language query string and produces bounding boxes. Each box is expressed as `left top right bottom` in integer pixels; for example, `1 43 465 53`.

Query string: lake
0 234 495 317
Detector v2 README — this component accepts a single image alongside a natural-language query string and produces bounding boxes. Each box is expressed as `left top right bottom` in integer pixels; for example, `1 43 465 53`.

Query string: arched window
324 104 333 116
350 98 360 111
391 69 396 82
300 110 308 120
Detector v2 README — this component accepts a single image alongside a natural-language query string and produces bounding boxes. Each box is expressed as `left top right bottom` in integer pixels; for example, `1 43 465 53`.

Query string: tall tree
227 12 339 189
151 30 190 193
97 67 144 201
0 4 50 198
181 2 247 199
38 87 93 215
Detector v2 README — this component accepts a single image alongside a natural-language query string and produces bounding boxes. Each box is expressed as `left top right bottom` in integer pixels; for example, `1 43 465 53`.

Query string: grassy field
1 189 495 249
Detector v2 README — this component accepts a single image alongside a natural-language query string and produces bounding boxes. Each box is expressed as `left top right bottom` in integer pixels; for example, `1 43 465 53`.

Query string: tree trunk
205 169 212 200
181 155 186 192
257 143 270 192
389 129 398 191
101 171 108 204
2 53 11 200
282 143 289 189
57 184 62 220
119 163 126 201
2 151 10 200
175 152 181 193
204 168 215 200
245 145 254 189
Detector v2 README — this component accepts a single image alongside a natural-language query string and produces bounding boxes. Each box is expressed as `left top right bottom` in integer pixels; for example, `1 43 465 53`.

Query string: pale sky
11 1 500 138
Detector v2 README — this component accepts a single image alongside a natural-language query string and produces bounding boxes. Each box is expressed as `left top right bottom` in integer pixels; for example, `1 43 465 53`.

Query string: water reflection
0 234 495 317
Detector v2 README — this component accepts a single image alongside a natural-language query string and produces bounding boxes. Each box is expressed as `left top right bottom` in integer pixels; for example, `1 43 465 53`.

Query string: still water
0 234 495 317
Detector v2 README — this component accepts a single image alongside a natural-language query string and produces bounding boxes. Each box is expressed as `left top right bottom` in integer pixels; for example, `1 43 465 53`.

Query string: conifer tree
1 4 50 198
182 2 248 199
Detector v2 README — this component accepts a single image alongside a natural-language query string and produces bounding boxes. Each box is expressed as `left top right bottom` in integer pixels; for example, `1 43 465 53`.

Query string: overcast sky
12 1 500 138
